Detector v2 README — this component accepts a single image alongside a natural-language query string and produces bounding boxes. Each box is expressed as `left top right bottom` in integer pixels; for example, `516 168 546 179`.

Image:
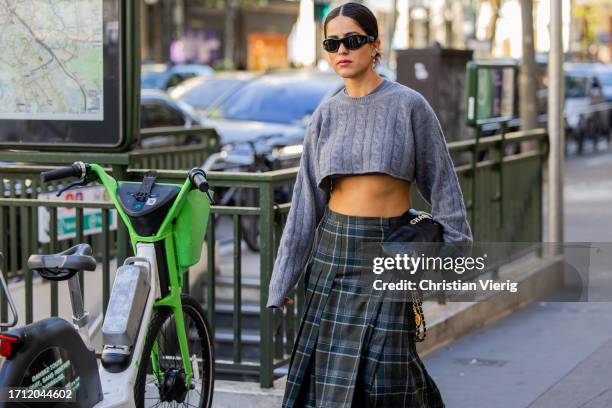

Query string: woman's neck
343 72 384 98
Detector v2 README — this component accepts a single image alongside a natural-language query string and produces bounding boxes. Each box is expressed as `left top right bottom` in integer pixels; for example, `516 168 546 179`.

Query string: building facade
141 0 300 70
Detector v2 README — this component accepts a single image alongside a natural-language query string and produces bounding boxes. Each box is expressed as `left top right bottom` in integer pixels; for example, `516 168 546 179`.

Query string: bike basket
174 190 210 269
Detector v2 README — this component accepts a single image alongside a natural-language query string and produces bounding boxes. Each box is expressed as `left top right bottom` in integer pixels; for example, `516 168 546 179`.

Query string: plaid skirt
282 207 445 408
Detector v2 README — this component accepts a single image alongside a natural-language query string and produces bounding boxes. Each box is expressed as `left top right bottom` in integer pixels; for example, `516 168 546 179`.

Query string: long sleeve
411 95 473 243
267 110 328 308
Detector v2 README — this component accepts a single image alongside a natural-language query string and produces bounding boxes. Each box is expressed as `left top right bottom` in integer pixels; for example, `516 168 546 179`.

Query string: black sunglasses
323 34 376 53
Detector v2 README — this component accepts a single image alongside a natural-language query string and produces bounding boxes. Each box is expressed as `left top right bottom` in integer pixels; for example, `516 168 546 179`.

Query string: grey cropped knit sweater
267 78 473 308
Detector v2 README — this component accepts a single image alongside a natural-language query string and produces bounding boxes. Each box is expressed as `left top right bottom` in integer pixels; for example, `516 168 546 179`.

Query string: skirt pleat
282 207 445 408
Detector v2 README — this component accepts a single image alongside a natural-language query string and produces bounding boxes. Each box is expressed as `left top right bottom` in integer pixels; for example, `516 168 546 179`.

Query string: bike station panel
465 60 519 127
0 0 138 151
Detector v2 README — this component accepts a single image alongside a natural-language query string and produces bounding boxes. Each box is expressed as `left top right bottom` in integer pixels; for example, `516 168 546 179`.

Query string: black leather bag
385 208 444 243
382 209 444 342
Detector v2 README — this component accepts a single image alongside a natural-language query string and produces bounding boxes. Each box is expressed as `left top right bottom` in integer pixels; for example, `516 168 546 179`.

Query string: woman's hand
282 297 295 308
268 297 294 309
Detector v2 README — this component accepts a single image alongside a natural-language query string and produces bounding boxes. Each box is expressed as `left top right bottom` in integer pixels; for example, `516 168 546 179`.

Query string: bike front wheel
134 295 214 408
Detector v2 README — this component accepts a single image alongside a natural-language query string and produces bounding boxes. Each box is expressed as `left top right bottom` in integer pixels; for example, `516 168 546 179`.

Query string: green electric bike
0 162 215 407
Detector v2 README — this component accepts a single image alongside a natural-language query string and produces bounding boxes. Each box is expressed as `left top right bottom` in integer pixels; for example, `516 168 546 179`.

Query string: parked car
202 70 343 151
138 89 206 149
195 71 343 249
564 63 611 153
168 71 261 115
141 63 214 91
595 64 612 102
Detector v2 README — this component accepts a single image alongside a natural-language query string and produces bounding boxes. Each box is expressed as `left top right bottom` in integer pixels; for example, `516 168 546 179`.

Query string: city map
0 0 104 121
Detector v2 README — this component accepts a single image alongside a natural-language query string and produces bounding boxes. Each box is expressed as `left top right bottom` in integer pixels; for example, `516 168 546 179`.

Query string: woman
267 2 473 407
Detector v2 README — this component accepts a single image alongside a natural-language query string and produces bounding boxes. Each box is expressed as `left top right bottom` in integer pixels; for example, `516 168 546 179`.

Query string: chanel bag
383 209 444 342
385 209 444 243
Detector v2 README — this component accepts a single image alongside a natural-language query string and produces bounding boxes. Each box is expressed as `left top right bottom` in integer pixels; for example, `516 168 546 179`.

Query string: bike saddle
27 244 96 281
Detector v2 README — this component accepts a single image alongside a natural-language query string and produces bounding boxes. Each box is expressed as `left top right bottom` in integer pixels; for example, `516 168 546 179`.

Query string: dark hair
323 2 381 66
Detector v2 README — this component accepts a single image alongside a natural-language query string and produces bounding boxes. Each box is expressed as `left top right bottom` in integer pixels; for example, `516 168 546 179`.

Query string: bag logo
410 213 432 225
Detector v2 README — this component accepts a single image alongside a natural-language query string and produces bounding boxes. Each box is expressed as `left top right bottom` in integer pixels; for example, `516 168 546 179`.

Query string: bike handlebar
41 162 213 202
189 168 209 193
189 168 215 204
41 162 86 183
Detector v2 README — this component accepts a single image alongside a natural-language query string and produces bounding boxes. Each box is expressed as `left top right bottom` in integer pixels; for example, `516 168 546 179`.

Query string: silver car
202 70 344 149
564 63 611 153
169 71 261 116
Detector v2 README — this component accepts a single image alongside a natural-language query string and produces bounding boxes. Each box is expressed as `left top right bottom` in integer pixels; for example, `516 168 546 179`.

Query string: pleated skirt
282 206 445 408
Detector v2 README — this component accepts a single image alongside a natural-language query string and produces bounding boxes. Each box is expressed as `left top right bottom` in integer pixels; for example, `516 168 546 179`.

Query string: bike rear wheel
134 295 214 408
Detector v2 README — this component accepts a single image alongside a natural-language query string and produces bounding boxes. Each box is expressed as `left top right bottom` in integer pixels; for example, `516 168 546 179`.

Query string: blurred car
141 63 214 91
168 71 261 115
202 70 344 152
595 64 612 102
138 89 206 149
564 63 611 153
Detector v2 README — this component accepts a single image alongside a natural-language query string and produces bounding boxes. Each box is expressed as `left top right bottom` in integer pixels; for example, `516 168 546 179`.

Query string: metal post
111 165 131 265
67 276 91 347
259 182 275 388
547 0 564 246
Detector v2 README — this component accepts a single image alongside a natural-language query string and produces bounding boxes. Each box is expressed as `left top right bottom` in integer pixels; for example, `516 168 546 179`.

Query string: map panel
0 0 104 121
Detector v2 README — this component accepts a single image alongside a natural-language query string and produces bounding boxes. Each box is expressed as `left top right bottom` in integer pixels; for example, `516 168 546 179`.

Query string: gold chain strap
411 288 427 342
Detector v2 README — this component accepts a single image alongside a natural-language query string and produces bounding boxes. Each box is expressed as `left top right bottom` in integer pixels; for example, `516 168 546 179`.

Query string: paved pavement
424 148 612 408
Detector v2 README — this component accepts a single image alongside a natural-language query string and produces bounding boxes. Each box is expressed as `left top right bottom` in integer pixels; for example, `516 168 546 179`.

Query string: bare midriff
327 174 412 217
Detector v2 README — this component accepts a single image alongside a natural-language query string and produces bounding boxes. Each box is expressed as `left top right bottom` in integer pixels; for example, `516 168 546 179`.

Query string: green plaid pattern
283 207 445 407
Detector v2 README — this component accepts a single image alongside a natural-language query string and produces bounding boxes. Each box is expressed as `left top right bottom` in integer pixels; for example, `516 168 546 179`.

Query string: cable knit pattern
266 79 473 308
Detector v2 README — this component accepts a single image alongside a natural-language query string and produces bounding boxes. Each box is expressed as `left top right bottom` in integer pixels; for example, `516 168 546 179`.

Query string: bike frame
89 164 210 406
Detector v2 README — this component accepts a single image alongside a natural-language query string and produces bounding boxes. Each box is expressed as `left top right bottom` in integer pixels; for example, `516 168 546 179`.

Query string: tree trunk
519 0 539 151
444 0 453 47
386 0 398 64
487 0 501 53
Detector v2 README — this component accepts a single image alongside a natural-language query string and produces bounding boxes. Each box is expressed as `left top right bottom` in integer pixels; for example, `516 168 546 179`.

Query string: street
424 148 612 408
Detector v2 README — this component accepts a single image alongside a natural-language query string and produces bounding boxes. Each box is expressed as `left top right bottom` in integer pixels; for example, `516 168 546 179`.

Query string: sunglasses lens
323 39 340 52
346 36 361 50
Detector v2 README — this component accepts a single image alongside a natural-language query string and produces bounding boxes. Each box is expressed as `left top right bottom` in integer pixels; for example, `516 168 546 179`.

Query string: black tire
134 295 214 408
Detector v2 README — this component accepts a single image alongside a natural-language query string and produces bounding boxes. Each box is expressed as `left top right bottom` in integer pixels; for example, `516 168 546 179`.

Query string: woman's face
324 16 379 79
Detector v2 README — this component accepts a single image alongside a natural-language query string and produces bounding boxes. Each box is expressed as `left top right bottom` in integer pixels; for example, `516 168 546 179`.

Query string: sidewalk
423 150 612 408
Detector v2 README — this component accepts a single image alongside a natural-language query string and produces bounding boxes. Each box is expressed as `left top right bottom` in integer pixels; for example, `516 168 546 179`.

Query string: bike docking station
0 1 216 407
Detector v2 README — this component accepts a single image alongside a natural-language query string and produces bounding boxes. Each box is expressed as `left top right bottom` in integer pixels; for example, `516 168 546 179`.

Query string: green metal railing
0 198 115 323
0 128 548 387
